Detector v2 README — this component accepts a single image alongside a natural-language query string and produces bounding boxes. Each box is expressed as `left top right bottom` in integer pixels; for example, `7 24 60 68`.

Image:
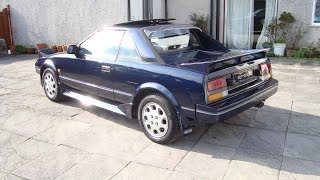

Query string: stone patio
0 55 320 180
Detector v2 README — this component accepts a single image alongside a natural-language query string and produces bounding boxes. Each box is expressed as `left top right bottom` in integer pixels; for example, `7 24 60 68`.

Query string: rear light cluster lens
207 77 228 103
259 62 272 81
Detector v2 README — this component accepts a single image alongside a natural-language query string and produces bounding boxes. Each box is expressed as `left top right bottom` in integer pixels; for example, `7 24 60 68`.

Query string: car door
113 31 144 103
77 29 125 100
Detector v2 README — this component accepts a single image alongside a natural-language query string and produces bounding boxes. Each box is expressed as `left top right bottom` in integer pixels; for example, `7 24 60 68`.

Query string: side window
117 31 139 61
79 29 124 60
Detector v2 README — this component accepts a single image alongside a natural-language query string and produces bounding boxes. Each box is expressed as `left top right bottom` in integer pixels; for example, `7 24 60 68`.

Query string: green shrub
190 13 209 34
292 48 310 58
14 45 27 55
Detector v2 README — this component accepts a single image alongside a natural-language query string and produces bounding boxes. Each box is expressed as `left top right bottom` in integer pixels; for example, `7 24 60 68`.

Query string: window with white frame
312 0 320 25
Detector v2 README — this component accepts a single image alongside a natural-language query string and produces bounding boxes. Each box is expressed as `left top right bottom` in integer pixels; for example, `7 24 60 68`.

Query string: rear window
144 28 228 54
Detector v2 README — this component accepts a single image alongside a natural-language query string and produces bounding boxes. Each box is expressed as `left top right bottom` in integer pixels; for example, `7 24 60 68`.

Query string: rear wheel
42 68 64 102
138 94 180 144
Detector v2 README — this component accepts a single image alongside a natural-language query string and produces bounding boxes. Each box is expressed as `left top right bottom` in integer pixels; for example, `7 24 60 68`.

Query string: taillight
207 77 227 92
259 62 272 80
207 77 228 103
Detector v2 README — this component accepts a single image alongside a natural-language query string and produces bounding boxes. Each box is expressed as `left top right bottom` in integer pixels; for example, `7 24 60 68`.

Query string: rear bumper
195 79 278 123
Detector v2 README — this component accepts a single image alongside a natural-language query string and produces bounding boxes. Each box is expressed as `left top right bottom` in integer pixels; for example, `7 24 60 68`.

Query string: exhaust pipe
255 101 265 108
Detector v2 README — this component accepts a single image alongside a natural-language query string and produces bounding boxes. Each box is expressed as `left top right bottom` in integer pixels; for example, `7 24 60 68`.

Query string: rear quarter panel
113 60 205 119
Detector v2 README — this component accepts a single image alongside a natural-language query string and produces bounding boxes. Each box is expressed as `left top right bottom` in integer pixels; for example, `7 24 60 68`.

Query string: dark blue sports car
35 19 278 144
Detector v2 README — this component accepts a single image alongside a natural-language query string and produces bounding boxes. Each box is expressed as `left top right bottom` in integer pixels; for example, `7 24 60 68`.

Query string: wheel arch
39 59 57 85
131 82 181 119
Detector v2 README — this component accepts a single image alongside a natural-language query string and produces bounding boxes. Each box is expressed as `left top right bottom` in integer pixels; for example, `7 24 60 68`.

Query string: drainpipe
127 0 131 21
165 0 168 18
216 0 220 39
210 0 214 36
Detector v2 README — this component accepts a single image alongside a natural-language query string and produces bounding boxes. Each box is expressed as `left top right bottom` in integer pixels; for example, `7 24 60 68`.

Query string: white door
130 0 144 20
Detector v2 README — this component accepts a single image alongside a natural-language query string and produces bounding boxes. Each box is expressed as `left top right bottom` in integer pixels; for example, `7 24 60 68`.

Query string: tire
42 68 64 102
138 94 181 144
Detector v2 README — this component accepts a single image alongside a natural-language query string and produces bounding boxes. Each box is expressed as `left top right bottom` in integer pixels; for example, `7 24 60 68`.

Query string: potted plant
62 45 68 51
266 12 296 56
8 45 16 55
51 45 58 52
57 45 63 52
26 44 35 54
262 41 273 49
273 39 286 56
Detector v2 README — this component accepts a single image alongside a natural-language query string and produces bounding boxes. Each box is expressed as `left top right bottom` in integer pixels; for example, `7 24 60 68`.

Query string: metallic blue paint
35 23 278 133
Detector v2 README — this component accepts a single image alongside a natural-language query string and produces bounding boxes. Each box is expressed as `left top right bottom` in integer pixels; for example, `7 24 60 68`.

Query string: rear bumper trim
195 79 278 123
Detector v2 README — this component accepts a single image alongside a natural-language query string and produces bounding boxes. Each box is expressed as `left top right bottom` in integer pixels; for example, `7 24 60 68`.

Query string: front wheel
42 68 64 102
138 94 180 144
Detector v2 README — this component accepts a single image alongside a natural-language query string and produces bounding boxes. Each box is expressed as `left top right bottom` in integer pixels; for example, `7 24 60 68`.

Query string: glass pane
80 29 124 60
118 32 139 60
315 0 320 23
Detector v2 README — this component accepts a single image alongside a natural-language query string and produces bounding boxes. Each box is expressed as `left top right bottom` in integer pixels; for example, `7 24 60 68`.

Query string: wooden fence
0 5 14 48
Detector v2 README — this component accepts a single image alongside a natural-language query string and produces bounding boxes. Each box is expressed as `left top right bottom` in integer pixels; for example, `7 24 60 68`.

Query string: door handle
101 65 111 72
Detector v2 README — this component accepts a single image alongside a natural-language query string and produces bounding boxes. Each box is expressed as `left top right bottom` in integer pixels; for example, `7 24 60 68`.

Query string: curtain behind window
256 0 276 48
225 0 252 49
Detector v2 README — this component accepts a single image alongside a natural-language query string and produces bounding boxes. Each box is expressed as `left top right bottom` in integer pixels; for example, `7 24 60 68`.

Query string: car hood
161 49 267 74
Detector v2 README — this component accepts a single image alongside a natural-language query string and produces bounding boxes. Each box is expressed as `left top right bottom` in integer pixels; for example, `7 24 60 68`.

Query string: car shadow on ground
58 97 320 177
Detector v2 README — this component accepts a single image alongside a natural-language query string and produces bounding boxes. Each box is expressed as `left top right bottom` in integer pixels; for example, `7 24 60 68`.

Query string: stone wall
0 0 127 46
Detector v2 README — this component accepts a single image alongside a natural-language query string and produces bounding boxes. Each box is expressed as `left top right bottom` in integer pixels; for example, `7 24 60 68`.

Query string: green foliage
292 48 311 58
262 42 273 48
266 11 296 44
14 45 27 55
190 13 209 34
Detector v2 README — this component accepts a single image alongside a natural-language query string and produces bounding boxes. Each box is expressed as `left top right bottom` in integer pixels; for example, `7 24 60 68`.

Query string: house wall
278 0 320 47
0 0 127 46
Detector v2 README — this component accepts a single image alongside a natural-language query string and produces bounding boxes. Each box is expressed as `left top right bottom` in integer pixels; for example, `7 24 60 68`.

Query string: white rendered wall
0 0 127 46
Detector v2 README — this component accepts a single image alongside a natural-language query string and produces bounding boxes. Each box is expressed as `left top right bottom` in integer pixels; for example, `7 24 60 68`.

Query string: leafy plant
292 48 311 58
262 42 273 49
14 45 27 55
190 13 209 34
266 12 296 44
286 22 307 49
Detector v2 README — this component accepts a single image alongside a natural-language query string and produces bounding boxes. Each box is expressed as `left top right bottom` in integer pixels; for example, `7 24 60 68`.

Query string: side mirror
67 45 79 55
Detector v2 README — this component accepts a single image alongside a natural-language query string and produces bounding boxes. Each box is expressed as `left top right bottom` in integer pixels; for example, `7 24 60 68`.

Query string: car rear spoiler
180 49 268 65
38 48 55 58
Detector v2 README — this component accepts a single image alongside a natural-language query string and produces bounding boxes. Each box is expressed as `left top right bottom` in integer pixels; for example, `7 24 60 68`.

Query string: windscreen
144 28 228 54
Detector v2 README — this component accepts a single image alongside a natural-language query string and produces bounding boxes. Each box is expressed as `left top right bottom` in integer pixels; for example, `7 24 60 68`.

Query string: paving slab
0 130 28 154
175 143 236 179
224 149 282 180
199 123 247 148
12 145 89 180
62 125 151 161
0 139 54 173
288 114 320 136
56 154 129 180
279 157 320 180
112 162 172 180
240 128 286 155
292 101 320 117
284 132 320 162
134 140 194 170
225 109 289 131
32 119 92 145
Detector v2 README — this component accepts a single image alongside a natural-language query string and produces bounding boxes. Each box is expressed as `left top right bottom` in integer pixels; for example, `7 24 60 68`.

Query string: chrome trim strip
60 76 132 96
63 91 125 115
114 89 132 97
181 106 194 112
